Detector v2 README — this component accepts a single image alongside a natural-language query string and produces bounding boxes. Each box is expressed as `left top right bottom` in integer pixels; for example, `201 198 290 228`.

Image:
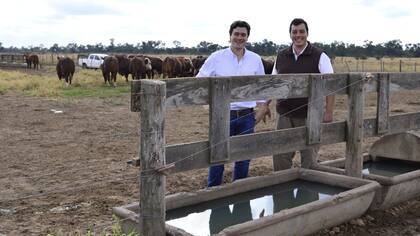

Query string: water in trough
362 158 420 177
166 179 348 235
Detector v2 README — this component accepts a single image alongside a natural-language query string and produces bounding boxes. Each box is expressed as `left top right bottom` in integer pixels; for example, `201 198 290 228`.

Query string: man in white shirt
271 18 335 170
197 20 271 187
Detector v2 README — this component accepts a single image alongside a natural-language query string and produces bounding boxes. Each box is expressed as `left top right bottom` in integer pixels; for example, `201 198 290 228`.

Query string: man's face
290 23 308 48
230 27 248 50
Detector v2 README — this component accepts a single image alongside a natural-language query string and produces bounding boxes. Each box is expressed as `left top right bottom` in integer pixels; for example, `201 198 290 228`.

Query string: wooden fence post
305 75 325 168
345 74 365 177
139 80 166 236
209 77 231 163
399 60 402 72
376 73 390 135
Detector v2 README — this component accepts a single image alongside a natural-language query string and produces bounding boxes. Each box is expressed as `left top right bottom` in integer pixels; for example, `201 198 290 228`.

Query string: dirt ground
1 67 420 235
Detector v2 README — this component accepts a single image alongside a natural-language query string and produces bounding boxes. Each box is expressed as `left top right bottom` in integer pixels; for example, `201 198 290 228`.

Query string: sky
1 0 419 49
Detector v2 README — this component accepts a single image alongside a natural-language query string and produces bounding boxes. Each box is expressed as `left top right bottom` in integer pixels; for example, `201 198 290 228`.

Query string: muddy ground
1 66 420 235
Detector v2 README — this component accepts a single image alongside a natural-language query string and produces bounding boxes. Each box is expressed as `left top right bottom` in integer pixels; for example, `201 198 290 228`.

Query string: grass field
0 55 419 98
0 68 129 97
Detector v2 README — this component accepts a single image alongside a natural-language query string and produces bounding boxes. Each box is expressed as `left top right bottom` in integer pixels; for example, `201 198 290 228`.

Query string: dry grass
0 68 129 97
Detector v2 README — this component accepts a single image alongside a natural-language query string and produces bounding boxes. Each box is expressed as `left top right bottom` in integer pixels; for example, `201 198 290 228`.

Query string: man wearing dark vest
271 18 335 170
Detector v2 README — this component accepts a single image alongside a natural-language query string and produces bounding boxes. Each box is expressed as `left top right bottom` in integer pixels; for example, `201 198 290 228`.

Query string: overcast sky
1 0 419 48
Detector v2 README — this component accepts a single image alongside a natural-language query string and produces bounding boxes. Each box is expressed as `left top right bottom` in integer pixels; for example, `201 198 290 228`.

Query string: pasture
4 52 420 73
1 61 420 235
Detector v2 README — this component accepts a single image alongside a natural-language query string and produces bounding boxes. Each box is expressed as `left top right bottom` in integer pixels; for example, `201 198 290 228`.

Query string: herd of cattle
31 54 274 86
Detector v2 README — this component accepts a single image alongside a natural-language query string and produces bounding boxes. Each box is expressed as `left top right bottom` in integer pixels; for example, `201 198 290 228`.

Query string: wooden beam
130 73 420 110
209 78 231 163
131 80 142 112
306 75 325 145
165 112 420 173
376 73 390 135
139 80 166 236
345 74 365 178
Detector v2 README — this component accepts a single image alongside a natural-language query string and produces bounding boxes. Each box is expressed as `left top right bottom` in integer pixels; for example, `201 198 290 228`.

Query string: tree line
1 39 420 58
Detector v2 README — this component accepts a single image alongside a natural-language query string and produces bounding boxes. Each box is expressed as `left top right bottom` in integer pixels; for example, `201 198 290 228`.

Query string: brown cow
129 56 151 80
261 58 274 75
148 56 163 78
56 56 75 85
180 57 194 77
101 56 119 86
162 57 181 78
23 54 40 69
162 56 194 78
191 55 207 75
134 55 153 79
115 55 130 82
23 54 32 68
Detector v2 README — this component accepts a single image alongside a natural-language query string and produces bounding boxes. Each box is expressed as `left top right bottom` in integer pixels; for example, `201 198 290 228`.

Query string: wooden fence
131 72 420 235
0 53 26 66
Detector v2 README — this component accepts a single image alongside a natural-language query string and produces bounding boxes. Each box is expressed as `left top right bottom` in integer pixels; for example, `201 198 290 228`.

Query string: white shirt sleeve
196 54 215 77
271 60 278 75
257 57 265 75
319 52 334 74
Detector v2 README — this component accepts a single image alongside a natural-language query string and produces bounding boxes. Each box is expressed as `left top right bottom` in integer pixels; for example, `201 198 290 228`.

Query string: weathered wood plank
377 73 390 134
131 80 142 112
165 112 420 173
209 78 230 163
345 74 365 178
306 75 325 145
130 73 420 109
139 80 166 236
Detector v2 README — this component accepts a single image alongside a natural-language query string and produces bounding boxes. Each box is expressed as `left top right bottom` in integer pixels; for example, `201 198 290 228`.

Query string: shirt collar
228 47 248 60
292 42 308 57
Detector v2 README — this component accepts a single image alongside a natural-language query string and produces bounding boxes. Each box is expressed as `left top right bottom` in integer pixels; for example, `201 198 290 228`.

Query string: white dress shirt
272 43 334 74
197 47 265 110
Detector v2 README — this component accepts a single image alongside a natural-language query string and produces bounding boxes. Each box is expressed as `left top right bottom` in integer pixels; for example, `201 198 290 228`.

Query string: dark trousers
207 109 255 187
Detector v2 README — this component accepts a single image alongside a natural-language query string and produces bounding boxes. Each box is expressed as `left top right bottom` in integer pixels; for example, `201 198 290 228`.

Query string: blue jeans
207 111 255 187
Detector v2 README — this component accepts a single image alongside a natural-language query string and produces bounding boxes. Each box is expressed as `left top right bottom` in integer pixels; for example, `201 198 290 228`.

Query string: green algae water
166 180 348 235
362 158 420 177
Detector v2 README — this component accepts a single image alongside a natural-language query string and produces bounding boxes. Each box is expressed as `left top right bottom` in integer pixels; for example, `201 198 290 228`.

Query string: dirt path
1 74 420 235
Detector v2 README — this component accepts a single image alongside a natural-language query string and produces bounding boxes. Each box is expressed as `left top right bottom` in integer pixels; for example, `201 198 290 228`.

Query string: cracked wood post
305 75 325 168
345 74 365 178
376 73 390 135
139 80 166 236
209 77 231 163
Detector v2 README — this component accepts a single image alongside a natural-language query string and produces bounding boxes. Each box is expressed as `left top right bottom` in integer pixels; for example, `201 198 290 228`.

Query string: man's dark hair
289 18 308 33
229 20 251 36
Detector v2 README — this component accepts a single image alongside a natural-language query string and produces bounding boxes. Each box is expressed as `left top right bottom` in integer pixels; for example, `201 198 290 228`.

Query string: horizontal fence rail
131 72 420 110
165 112 420 173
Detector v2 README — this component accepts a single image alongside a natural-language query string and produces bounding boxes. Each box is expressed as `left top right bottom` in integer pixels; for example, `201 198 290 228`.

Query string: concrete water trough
113 168 379 236
318 130 420 210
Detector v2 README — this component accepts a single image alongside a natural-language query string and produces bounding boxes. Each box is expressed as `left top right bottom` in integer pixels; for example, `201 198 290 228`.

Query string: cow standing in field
129 56 152 80
261 58 274 75
23 54 32 68
162 57 181 78
30 55 40 69
56 56 75 85
162 56 194 78
181 57 195 77
191 56 207 75
23 54 40 69
148 56 163 78
101 56 119 86
115 55 130 82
